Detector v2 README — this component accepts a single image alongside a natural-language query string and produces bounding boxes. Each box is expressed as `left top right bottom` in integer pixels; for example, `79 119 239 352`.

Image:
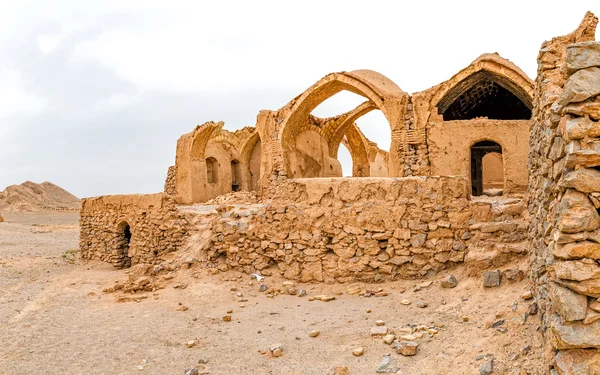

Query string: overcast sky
1 1 599 197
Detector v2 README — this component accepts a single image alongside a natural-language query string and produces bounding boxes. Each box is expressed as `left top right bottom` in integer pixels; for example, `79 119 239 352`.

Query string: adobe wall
528 12 600 374
80 193 190 267
196 176 528 283
174 123 261 204
428 119 530 194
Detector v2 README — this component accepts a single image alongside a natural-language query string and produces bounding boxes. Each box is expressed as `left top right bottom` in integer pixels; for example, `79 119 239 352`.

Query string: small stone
328 366 349 375
298 289 307 297
462 316 469 322
222 315 232 322
270 343 283 357
441 275 458 288
309 330 320 337
370 326 388 336
227 309 233 314
400 334 416 341
400 299 411 305
313 294 336 302
197 357 208 364
376 320 385 326
483 270 501 288
352 347 364 356
416 301 428 308
137 365 144 371
521 291 533 300
366 309 372 313
186 340 196 348
428 328 439 334
376 354 399 373
480 359 494 375
418 280 433 288
395 341 418 356
259 284 268 292
184 369 199 375
491 319 505 328
383 334 396 345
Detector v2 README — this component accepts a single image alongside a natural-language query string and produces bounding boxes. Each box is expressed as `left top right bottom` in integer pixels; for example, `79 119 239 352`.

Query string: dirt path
0 212 545 375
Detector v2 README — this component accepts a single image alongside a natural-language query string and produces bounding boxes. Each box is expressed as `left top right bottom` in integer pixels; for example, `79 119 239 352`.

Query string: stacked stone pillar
528 12 600 374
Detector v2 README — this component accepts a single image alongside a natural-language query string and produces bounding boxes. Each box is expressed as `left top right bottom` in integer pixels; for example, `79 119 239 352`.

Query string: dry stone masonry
80 194 189 267
528 11 600 374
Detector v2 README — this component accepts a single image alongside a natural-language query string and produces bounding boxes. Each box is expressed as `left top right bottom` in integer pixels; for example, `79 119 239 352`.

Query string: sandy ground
0 212 546 375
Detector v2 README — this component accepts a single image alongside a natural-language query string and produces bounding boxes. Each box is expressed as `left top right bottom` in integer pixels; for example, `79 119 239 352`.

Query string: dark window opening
471 141 503 196
438 71 532 121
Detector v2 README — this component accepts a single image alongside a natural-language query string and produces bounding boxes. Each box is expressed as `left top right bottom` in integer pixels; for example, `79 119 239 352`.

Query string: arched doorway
116 221 132 268
471 141 503 196
231 159 242 192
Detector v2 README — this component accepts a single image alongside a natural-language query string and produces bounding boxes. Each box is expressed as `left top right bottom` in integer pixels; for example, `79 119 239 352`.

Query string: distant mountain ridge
0 181 81 212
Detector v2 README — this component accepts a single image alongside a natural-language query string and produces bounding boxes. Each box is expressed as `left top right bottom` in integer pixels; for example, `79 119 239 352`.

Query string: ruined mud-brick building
80 12 600 372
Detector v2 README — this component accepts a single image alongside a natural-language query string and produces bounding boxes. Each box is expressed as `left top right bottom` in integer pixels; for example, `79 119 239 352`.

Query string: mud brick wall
198 177 527 283
527 13 600 374
80 193 189 267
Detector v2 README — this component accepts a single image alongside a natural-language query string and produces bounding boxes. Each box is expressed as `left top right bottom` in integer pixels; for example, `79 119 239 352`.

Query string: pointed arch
278 70 408 178
432 54 534 120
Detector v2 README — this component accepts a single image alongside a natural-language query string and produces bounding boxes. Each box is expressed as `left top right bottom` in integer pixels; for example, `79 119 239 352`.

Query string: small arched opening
116 221 132 268
471 141 503 196
206 157 218 184
231 159 242 192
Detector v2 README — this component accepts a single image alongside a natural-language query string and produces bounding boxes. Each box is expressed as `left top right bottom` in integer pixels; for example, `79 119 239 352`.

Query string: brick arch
431 54 534 119
324 100 378 159
278 70 409 178
341 123 372 177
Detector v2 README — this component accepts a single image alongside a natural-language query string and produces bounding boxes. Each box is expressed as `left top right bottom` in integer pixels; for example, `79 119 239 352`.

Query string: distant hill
0 181 81 212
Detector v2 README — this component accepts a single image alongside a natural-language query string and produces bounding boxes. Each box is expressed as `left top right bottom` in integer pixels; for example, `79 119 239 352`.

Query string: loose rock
376 354 399 373
441 275 458 288
352 347 364 356
483 270 502 288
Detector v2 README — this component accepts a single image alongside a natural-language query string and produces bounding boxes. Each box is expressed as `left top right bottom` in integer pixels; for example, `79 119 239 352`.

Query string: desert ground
0 212 545 375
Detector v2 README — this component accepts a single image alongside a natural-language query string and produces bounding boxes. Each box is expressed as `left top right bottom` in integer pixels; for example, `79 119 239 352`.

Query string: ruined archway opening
117 221 132 268
338 143 352 177
471 141 503 196
206 157 218 184
438 71 532 121
231 159 242 192
355 110 390 177
305 92 390 178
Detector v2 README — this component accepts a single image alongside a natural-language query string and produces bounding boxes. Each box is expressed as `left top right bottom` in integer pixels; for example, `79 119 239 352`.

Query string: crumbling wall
80 193 190 267
193 177 528 283
164 165 176 196
174 123 260 204
527 12 600 374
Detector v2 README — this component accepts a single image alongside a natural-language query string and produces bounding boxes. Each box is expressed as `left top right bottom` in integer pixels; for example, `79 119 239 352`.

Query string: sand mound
0 181 81 212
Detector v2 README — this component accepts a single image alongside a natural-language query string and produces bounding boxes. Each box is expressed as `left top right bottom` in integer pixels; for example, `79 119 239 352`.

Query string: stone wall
191 177 527 283
164 165 176 196
527 12 600 374
80 193 189 267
